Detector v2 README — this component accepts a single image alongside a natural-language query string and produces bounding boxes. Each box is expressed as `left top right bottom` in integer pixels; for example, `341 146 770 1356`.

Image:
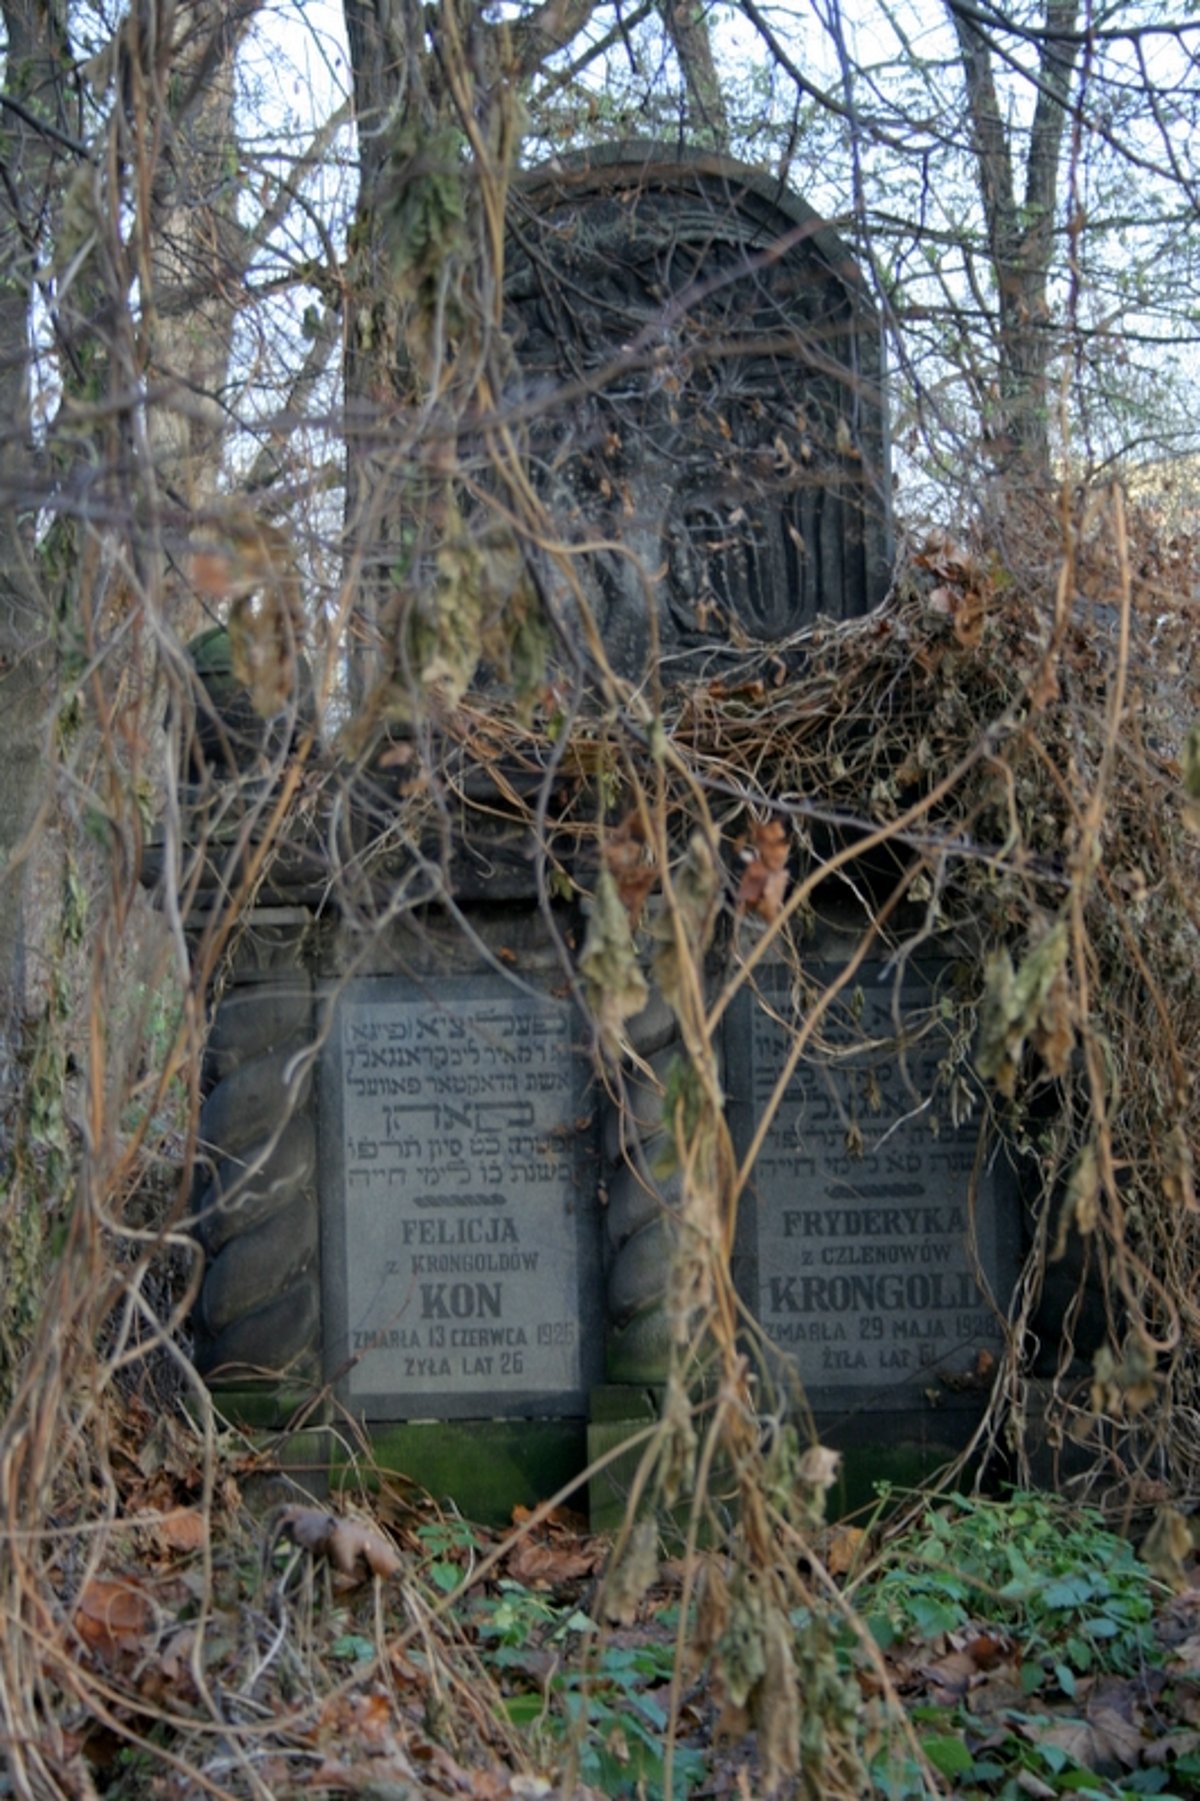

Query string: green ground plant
407 1491 1198 1801
857 1490 1158 1688
496 1624 708 1800
416 1539 709 1801
845 1490 1198 1801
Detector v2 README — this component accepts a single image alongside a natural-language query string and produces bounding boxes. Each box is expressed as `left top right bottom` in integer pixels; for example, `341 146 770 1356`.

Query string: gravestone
173 150 1024 1524
320 976 603 1420
587 944 1021 1524
728 958 1020 1422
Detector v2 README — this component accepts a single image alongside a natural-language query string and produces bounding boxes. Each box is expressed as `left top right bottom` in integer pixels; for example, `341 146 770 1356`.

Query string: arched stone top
504 142 892 674
514 140 872 302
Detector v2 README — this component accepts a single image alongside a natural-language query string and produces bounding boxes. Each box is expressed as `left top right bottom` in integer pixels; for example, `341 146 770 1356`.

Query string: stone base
201 1378 999 1528
202 1385 590 1524
818 1405 991 1516
359 1420 590 1524
587 1384 663 1531
587 1385 999 1530
204 1382 325 1431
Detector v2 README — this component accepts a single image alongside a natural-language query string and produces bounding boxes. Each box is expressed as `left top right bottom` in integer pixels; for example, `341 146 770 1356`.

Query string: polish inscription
732 968 1016 1406
323 980 600 1417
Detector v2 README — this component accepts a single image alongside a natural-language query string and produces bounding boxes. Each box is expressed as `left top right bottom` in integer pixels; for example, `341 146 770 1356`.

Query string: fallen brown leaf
962 1630 1010 1670
151 1507 207 1553
604 811 656 926
376 740 417 770
74 1577 151 1661
823 1523 866 1578
1144 1727 1200 1765
1172 1678 1200 1727
736 819 790 923
139 1626 201 1706
506 1538 598 1588
707 677 765 702
1086 1701 1145 1769
511 1502 588 1533
917 1647 981 1701
319 1689 395 1746
1019 1716 1098 1766
1010 1769 1055 1798
964 1668 1026 1715
1017 1702 1144 1776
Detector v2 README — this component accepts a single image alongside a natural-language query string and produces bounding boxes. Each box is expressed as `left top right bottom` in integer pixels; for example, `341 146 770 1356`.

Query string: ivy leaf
386 122 467 307
922 1735 975 1778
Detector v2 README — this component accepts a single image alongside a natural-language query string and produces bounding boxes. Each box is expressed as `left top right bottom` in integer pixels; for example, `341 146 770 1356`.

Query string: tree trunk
145 0 259 518
661 0 729 147
0 0 75 1117
339 0 599 715
341 0 429 702
949 0 1080 483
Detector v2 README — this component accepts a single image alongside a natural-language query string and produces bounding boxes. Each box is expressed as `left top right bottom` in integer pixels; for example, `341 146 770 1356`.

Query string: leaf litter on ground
51 1425 1200 1801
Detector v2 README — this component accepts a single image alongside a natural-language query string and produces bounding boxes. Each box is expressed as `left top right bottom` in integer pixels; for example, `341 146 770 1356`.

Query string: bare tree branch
511 0 602 78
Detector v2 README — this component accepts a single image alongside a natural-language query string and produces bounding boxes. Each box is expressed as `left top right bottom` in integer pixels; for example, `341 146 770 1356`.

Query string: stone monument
180 148 1018 1521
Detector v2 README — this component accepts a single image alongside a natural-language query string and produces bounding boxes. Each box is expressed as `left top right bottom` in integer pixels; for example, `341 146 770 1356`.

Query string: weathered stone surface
602 1045 679 1162
203 983 313 1082
605 1162 681 1249
623 988 679 1057
194 1115 316 1254
191 969 322 1381
729 960 1021 1411
320 975 604 1419
200 1196 320 1335
606 1304 673 1386
607 1218 670 1325
195 1275 320 1379
505 145 891 677
359 1420 590 1527
199 1044 312 1157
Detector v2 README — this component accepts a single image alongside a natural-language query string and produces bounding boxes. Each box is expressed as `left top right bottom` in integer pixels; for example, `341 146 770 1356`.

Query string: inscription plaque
320 977 602 1419
730 965 1019 1410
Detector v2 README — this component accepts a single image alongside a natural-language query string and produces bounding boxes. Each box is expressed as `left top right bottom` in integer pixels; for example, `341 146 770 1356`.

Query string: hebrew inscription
730 966 1017 1408
321 978 601 1419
